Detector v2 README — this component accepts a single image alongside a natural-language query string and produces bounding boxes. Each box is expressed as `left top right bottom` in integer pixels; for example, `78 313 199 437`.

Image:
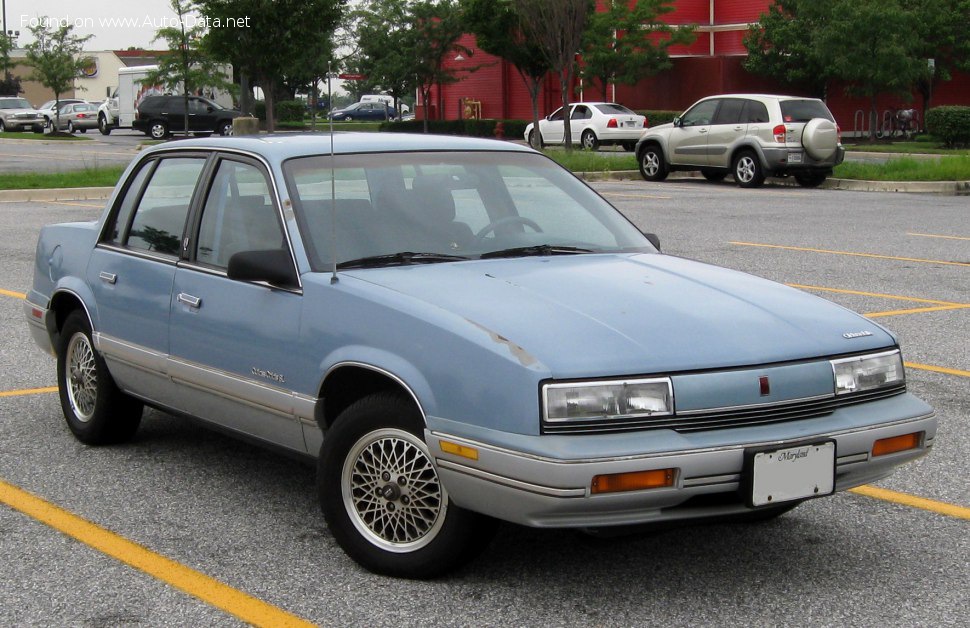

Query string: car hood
346 254 896 377
2 107 40 115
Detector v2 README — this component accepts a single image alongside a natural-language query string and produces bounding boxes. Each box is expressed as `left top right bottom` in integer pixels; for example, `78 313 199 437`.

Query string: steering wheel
475 216 543 240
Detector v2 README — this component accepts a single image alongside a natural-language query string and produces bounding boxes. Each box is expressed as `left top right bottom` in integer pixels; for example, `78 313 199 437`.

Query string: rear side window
780 100 835 123
712 99 744 125
126 157 206 256
742 100 770 123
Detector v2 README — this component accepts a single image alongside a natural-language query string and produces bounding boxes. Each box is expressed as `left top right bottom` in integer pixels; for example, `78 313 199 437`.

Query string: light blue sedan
25 133 936 578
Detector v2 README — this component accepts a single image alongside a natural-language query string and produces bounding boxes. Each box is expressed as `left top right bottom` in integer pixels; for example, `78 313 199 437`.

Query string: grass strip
0 131 89 141
834 156 970 181
0 166 125 190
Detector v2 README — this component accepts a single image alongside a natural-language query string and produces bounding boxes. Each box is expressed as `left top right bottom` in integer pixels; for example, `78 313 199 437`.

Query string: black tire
701 168 728 182
732 150 765 188
0 119 6 132
528 129 544 149
149 120 169 140
621 141 636 151
581 129 599 151
318 391 496 578
56 311 143 445
79 128 87 134
794 172 827 188
637 144 669 182
98 115 112 135
218 120 233 136
67 121 76 134
344 115 354 122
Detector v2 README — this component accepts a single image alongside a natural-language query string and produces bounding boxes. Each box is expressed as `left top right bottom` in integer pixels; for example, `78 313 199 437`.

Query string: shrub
276 100 306 123
635 109 680 127
925 106 970 148
379 118 529 139
253 101 266 121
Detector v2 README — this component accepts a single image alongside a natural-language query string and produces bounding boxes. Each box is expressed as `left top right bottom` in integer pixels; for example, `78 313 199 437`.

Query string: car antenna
328 60 338 285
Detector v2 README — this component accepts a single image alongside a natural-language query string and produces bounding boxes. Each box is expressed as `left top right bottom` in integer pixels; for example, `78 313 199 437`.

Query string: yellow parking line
0 479 316 628
908 232 970 242
905 362 970 378
48 200 105 208
788 283 965 306
0 386 58 398
866 304 970 318
850 485 970 521
731 241 970 267
601 192 673 200
1 288 26 300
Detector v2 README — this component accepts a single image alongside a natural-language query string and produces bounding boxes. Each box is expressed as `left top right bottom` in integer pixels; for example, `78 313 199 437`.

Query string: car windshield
595 104 636 115
0 98 32 109
283 150 654 270
780 100 834 123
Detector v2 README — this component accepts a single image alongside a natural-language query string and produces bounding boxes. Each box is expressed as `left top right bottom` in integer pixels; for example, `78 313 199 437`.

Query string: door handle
177 293 202 309
99 271 117 284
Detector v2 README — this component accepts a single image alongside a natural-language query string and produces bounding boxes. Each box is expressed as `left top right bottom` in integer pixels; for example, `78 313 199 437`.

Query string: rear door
706 98 746 167
667 99 718 166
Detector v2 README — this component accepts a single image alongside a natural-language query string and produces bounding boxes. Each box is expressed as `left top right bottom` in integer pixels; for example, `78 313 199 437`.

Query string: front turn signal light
439 440 479 461
872 432 922 457
591 468 675 494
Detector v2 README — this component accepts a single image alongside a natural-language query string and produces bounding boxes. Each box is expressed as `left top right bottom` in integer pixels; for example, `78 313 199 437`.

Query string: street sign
338 73 366 80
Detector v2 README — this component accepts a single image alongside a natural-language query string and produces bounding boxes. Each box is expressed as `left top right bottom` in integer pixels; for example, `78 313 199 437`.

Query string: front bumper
428 395 935 528
3 118 44 131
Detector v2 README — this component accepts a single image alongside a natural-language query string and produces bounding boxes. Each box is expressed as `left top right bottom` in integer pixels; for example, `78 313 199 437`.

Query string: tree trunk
560 69 572 150
868 94 877 142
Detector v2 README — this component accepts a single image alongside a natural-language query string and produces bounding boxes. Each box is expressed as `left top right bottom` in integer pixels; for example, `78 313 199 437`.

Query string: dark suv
134 95 242 139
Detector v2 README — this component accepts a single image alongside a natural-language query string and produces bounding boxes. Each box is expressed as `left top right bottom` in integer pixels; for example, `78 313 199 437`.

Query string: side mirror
227 249 298 287
673 116 682 128
644 232 661 252
207 106 215 113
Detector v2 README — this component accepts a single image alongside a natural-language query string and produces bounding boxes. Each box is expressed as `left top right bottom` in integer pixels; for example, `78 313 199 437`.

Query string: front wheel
732 150 765 188
318 392 496 578
67 121 76 134
528 130 544 149
581 129 598 151
56 311 143 445
98 115 112 135
218 120 233 136
638 145 669 182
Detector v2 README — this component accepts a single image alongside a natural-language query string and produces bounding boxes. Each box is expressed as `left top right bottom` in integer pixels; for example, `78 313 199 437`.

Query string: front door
540 107 567 144
667 99 718 166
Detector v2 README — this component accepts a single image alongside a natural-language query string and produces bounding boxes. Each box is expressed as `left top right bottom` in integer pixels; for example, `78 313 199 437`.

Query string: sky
3 0 237 50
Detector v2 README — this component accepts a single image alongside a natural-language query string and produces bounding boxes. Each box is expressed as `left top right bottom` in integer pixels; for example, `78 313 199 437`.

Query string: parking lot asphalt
0 182 967 626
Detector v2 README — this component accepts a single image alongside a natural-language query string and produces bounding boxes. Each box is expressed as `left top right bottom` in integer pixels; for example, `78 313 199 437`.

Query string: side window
126 157 206 256
189 98 208 114
103 160 153 243
712 99 744 125
742 100 770 123
681 100 718 127
196 160 282 268
548 108 565 122
571 106 590 120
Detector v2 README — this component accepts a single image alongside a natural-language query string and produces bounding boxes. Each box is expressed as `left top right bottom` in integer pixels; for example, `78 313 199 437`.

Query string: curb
0 187 114 203
575 170 970 195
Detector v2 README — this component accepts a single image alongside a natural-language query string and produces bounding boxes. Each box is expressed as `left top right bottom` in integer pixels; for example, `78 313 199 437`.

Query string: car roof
698 94 823 102
141 132 537 163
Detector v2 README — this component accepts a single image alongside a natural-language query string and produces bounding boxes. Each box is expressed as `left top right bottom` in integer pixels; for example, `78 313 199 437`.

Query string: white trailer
98 65 234 135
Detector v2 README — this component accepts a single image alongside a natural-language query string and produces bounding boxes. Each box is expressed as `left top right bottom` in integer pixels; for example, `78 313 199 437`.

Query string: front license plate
788 152 803 163
750 441 835 507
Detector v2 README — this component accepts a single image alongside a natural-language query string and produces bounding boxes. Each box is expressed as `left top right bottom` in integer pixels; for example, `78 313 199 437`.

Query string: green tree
513 0 594 150
199 0 346 131
907 0 970 115
24 22 93 133
356 0 418 119
1 32 23 96
143 0 234 136
745 0 928 140
581 0 695 102
462 0 551 147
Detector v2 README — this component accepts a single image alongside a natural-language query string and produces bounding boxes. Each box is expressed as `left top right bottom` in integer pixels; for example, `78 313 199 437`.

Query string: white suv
635 94 844 188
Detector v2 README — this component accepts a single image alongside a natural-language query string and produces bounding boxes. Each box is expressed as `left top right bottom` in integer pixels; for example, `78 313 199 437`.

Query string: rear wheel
637 144 669 182
581 129 599 151
56 311 143 445
67 121 76 134
732 150 765 188
319 391 496 578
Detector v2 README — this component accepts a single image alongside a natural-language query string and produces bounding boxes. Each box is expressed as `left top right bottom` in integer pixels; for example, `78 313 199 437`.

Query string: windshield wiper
479 245 595 260
336 251 470 269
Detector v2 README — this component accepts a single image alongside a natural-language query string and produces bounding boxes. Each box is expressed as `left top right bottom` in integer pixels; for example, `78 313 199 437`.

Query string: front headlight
831 350 904 395
543 378 673 423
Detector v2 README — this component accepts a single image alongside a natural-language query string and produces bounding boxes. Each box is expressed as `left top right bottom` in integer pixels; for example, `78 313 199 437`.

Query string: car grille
540 383 906 435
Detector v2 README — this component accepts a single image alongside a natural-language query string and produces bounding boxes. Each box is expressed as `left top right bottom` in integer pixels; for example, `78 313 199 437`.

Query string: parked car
635 94 845 188
525 102 647 151
133 95 242 139
37 98 88 129
0 97 45 133
329 101 397 121
25 133 935 578
54 102 100 133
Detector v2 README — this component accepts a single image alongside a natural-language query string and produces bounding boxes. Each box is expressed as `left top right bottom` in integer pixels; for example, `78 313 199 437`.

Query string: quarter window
196 160 283 268
126 157 205 255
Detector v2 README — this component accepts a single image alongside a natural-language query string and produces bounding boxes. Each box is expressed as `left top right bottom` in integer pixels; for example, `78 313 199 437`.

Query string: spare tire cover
801 118 839 161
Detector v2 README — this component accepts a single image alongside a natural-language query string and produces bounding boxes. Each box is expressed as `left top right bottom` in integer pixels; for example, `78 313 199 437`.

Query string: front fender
319 347 436 420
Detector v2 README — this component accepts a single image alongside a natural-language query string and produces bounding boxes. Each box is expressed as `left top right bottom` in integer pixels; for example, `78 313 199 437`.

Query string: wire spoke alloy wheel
65 332 98 422
342 428 447 553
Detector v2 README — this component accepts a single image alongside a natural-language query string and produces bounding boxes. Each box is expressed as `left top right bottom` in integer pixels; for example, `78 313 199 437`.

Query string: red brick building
423 0 970 135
